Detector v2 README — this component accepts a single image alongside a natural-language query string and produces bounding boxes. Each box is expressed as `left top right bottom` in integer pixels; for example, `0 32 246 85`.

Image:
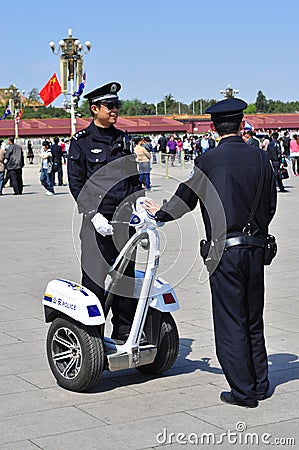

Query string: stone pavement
0 161 298 449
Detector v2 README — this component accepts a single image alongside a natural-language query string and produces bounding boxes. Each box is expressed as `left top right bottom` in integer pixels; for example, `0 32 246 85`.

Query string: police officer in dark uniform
67 82 143 342
144 98 277 407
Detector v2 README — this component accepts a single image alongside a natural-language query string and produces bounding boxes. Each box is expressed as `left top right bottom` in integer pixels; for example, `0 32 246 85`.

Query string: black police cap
83 82 121 103
205 98 247 120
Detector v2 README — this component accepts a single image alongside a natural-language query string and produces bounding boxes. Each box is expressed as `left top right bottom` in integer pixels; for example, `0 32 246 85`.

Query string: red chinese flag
39 73 62 106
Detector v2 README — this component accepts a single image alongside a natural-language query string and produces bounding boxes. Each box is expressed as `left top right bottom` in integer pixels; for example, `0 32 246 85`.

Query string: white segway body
43 272 178 325
43 280 106 326
43 197 179 391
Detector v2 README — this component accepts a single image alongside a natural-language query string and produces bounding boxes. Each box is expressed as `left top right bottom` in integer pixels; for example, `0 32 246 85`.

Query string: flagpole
70 78 76 136
15 118 18 139
5 86 23 139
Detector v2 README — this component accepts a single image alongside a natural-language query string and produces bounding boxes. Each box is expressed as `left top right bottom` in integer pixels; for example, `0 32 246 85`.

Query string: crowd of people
0 136 70 195
241 129 299 192
127 128 299 194
129 132 217 166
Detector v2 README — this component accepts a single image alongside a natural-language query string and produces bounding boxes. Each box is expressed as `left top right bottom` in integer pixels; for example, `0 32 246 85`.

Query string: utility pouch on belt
264 234 277 265
200 239 210 260
200 239 223 271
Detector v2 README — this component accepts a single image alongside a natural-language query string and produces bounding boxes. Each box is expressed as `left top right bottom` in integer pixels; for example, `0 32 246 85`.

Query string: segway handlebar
110 197 164 229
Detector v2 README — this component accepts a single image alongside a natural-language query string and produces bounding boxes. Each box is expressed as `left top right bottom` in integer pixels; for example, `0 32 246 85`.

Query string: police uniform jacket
67 121 142 217
156 135 277 241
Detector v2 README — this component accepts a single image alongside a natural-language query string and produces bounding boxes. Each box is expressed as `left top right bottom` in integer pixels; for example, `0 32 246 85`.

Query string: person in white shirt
183 137 192 162
37 141 55 195
201 134 210 153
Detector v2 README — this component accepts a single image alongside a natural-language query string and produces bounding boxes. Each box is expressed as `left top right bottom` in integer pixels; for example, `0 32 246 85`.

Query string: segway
42 197 179 392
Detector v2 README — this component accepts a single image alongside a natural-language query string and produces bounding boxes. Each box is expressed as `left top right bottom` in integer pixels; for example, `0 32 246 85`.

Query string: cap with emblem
83 82 121 103
205 98 247 122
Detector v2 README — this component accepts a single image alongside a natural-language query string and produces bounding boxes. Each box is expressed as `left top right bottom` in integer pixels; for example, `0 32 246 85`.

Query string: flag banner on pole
73 72 86 97
39 73 62 106
0 105 12 120
15 108 24 124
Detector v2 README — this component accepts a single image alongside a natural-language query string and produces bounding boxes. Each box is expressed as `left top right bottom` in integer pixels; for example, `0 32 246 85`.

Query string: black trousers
52 164 63 185
209 246 268 405
80 216 137 336
6 169 23 194
272 161 285 191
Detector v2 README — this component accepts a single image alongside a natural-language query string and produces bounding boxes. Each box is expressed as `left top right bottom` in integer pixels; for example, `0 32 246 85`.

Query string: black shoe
220 391 258 408
111 331 147 345
111 333 129 344
279 189 289 192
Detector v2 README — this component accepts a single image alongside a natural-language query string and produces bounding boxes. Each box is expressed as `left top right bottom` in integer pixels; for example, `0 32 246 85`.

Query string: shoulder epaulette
72 129 88 141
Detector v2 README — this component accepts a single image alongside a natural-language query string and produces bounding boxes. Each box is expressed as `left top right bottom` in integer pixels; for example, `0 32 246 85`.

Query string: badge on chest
90 148 103 154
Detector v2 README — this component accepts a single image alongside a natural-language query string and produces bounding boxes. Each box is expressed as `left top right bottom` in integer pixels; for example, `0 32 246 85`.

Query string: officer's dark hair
8 136 14 144
89 101 101 117
54 137 60 144
271 132 279 140
212 116 243 136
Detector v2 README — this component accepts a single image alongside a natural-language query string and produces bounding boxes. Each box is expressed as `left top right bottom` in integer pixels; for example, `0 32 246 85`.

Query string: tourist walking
38 141 55 195
4 137 24 195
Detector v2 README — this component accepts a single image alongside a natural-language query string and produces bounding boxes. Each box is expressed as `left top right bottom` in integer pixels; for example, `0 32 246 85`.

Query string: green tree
245 103 257 114
77 99 91 117
24 105 68 119
27 88 40 103
119 99 144 115
161 94 176 114
191 99 217 114
255 90 268 113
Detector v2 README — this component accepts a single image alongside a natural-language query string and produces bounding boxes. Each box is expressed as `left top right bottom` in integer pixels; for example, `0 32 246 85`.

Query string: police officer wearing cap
67 82 143 342
144 98 277 408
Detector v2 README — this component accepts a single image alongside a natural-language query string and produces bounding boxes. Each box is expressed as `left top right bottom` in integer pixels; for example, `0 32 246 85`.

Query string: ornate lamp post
49 28 91 135
220 84 239 98
5 85 25 139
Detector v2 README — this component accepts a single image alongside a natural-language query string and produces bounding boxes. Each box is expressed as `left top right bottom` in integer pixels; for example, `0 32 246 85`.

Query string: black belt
224 235 265 249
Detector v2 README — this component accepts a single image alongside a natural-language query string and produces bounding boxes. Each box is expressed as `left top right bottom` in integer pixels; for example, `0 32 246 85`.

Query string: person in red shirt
59 138 67 164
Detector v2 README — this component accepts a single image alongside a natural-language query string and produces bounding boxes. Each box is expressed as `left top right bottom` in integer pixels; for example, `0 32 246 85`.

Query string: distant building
1 113 299 140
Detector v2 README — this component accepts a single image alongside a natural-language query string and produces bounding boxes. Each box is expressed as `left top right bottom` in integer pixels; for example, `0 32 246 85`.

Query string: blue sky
3 0 299 107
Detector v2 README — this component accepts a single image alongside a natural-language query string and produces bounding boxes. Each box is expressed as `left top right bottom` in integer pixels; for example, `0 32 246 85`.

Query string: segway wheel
46 316 104 392
137 312 179 374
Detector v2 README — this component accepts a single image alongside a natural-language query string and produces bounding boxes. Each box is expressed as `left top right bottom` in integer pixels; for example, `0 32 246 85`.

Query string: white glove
91 213 114 236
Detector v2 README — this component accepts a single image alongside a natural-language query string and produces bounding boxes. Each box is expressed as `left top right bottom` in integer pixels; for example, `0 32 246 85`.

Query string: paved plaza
0 161 298 449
